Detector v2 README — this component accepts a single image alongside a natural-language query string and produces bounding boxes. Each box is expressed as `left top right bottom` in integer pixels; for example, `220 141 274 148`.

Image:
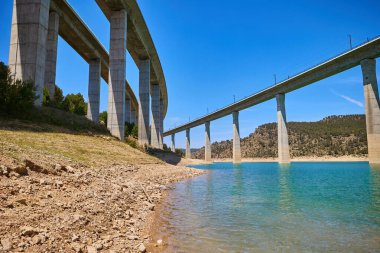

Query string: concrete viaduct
8 0 167 147
164 37 380 165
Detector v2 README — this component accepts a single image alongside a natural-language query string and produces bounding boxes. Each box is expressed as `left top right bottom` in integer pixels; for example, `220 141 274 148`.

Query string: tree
61 93 87 116
0 62 37 115
43 84 64 108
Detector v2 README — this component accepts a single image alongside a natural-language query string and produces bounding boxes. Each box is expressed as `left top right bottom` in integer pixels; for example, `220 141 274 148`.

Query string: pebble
138 243 146 253
87 245 97 253
1 238 12 251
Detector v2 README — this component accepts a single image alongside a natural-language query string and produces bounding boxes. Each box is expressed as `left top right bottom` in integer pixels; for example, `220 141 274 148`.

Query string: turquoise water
154 162 380 252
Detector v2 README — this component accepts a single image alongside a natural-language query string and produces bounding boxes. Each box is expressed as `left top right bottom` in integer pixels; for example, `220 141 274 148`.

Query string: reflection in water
153 162 380 252
278 163 293 212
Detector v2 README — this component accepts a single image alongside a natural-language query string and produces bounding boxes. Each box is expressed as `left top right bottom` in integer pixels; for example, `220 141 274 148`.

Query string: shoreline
180 155 368 165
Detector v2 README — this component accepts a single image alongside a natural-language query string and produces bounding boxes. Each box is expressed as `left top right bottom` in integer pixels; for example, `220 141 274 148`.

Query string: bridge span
8 0 167 147
164 37 380 165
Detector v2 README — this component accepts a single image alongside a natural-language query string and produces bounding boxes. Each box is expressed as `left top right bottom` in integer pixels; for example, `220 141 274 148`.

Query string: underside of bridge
8 0 167 146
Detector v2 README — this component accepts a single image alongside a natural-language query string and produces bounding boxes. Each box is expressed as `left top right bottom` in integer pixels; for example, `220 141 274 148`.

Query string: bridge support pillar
138 59 151 146
44 11 59 100
361 59 380 165
276 93 290 163
8 0 51 106
233 111 241 163
87 58 101 122
159 99 164 149
107 10 127 140
186 129 191 159
171 134 176 152
205 121 211 162
125 96 131 123
151 84 161 148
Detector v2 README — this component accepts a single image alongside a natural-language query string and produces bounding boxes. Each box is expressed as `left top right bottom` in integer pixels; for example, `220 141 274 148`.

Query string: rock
157 239 163 245
55 180 64 188
127 235 138 240
138 243 146 253
8 171 20 178
32 235 42 245
1 238 12 251
93 243 103 250
20 226 40 237
54 164 63 171
72 234 80 242
64 165 75 173
25 159 44 173
71 242 84 253
16 198 27 205
13 166 28 176
0 165 10 177
144 201 155 211
87 246 97 253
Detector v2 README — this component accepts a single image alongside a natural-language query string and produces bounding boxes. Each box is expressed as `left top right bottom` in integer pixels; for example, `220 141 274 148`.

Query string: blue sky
1 0 379 148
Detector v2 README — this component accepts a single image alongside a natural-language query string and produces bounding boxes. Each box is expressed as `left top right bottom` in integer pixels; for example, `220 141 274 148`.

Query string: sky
1 0 379 149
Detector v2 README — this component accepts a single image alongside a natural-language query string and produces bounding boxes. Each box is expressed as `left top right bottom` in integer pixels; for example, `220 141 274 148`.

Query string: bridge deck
51 0 138 111
164 36 380 137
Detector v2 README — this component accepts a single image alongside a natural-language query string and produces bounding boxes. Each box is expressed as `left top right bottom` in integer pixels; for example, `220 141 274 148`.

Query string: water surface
154 162 380 252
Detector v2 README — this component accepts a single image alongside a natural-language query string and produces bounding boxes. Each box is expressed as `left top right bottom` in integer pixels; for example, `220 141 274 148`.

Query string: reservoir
153 162 380 252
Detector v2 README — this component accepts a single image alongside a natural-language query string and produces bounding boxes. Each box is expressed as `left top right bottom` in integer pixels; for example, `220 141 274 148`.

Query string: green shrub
125 137 138 149
0 62 37 115
175 148 184 157
62 93 87 116
99 111 107 125
124 122 138 138
131 124 138 138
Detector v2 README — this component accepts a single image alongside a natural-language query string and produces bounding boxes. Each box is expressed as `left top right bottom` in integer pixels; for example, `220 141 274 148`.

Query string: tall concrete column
138 59 151 146
171 134 175 152
125 96 131 123
361 59 380 165
44 11 59 100
8 0 51 106
107 10 127 140
86 58 101 122
276 93 290 163
186 128 191 159
205 121 211 162
232 111 241 163
159 99 164 149
150 84 160 148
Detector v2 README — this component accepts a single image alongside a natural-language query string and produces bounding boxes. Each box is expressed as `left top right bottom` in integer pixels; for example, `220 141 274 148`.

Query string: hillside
193 115 367 159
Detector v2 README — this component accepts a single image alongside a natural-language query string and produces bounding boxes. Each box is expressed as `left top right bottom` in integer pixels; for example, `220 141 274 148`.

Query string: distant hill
193 115 367 159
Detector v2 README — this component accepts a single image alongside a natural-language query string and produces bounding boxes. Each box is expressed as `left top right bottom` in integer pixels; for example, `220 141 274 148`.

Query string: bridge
164 37 380 165
8 0 166 148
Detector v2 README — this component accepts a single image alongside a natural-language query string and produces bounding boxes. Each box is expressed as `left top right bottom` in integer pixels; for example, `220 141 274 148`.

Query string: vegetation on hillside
194 115 368 159
0 62 37 115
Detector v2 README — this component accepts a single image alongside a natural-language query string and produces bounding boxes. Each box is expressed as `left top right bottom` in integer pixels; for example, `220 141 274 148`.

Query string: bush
125 122 138 138
0 62 37 115
175 148 184 157
125 137 138 149
99 111 107 125
61 93 87 116
44 84 64 107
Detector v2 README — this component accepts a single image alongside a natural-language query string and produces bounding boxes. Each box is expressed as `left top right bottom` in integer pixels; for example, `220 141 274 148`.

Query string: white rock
138 243 146 253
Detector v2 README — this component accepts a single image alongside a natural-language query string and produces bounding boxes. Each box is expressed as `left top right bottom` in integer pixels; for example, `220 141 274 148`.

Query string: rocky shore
0 159 203 253
0 120 204 253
